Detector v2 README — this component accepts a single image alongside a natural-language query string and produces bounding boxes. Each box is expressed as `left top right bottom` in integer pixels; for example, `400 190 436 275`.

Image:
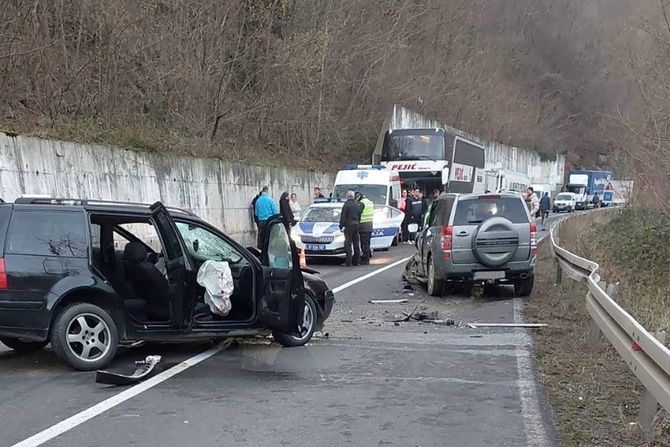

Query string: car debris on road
467 322 547 328
96 355 162 386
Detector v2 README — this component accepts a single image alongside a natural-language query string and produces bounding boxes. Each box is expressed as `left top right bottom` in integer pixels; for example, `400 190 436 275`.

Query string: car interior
89 214 255 325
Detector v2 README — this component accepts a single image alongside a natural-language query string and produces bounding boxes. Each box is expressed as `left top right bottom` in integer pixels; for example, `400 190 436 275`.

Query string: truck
564 169 613 210
373 127 486 195
485 169 531 193
602 180 634 206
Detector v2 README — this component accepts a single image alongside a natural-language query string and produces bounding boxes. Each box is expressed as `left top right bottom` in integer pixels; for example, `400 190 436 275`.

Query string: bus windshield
386 133 445 161
333 184 387 204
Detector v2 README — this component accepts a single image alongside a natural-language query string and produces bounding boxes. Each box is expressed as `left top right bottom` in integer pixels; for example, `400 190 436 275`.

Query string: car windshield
333 184 387 204
386 133 445 160
556 193 573 200
301 206 341 223
453 197 529 225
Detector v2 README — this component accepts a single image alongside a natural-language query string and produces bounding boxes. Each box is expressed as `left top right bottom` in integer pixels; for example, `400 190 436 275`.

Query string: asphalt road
1 213 564 447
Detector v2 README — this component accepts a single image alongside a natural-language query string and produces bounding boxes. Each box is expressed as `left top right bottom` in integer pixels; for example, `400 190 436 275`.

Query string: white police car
291 202 404 258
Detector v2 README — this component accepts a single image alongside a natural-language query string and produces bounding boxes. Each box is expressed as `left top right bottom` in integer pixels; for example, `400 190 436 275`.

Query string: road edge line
513 298 551 446
11 341 230 447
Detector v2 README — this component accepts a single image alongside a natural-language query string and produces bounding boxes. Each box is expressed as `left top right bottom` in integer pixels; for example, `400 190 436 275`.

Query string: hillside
1 0 669 205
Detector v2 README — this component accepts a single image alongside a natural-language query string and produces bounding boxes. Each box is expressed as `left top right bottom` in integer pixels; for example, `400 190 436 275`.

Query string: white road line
12 255 411 447
332 256 412 293
11 341 230 447
513 298 551 446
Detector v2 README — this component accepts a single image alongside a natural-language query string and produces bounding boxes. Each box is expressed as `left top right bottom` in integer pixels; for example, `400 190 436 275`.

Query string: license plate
306 244 327 251
473 271 505 280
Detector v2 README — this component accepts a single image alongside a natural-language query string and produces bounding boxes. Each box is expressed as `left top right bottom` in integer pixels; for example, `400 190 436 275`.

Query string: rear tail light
0 258 8 290
529 223 537 257
441 225 453 259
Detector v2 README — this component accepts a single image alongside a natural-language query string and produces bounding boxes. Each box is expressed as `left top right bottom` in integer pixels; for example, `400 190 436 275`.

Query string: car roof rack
13 197 198 217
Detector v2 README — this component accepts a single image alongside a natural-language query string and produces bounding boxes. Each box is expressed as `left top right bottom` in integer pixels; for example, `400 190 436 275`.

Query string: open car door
259 216 305 335
150 202 194 328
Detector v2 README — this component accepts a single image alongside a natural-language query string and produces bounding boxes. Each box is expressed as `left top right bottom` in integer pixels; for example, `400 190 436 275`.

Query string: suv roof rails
13 197 198 217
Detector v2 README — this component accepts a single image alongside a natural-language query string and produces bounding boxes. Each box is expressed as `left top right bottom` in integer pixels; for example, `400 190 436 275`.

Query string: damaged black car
0 198 334 370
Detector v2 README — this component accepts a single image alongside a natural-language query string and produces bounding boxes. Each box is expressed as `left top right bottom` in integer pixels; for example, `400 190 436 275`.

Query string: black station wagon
0 197 334 370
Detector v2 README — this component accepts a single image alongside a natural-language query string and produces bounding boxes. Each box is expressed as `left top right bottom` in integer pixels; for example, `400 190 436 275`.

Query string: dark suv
0 198 334 370
413 192 536 297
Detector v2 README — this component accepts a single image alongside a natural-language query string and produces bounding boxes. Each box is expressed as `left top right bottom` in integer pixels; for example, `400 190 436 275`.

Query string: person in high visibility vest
355 192 374 265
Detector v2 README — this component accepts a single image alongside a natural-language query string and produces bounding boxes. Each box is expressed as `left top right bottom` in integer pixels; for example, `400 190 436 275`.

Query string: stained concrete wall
0 132 334 245
373 104 566 188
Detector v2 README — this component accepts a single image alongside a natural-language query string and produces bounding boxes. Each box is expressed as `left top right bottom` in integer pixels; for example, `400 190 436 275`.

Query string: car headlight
334 232 345 243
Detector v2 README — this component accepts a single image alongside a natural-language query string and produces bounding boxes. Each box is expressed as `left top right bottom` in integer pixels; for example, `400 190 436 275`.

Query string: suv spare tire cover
471 217 520 268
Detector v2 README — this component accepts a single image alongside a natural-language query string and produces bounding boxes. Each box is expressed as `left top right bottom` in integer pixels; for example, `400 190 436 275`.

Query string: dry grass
526 222 670 446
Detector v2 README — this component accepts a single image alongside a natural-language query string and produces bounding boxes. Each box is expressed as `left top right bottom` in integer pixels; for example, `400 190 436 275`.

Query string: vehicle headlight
334 232 345 243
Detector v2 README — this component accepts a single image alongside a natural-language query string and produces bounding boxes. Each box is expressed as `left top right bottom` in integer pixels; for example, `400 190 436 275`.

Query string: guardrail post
639 330 667 442
554 260 562 285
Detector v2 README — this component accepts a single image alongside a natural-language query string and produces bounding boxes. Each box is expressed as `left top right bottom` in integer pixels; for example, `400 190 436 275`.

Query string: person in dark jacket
251 190 262 247
407 189 426 242
339 190 361 266
279 191 295 226
539 192 551 226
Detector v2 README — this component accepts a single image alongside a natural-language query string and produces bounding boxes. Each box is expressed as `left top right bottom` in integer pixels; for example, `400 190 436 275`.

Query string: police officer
356 192 374 265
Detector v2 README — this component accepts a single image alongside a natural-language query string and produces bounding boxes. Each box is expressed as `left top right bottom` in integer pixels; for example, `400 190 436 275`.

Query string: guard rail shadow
549 209 670 440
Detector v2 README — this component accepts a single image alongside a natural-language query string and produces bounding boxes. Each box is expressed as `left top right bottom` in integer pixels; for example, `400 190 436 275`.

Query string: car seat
122 242 170 321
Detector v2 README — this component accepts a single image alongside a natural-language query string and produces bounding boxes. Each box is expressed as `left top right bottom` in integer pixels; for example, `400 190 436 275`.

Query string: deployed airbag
196 260 234 316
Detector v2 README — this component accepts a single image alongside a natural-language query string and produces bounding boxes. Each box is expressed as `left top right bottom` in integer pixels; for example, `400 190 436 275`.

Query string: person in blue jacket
254 186 279 248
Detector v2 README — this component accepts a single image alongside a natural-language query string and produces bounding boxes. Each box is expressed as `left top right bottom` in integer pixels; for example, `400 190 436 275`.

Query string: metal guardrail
549 213 670 435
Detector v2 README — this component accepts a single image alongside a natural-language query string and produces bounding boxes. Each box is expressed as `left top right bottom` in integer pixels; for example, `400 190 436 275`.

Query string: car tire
392 235 399 246
273 293 318 347
514 275 534 297
0 337 48 353
50 302 119 371
426 255 445 297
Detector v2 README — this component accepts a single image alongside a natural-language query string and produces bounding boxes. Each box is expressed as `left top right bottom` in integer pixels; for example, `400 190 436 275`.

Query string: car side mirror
193 239 199 252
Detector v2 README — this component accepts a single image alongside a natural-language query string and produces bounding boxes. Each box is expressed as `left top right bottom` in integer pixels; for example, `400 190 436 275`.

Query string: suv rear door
150 202 194 328
259 217 305 335
451 196 531 265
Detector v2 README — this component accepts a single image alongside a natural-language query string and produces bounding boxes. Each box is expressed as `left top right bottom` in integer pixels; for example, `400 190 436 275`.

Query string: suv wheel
51 302 119 371
273 294 318 347
427 255 445 297
514 275 534 297
0 337 48 353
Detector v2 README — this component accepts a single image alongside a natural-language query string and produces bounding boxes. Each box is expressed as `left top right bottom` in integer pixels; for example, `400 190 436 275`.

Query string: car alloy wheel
65 313 112 362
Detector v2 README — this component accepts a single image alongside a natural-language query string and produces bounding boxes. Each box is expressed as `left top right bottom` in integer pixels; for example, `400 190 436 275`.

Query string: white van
332 165 402 207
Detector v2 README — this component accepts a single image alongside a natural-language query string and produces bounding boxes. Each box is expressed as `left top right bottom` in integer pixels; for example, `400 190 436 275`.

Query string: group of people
523 186 552 225
251 186 327 248
398 188 441 243
339 190 375 266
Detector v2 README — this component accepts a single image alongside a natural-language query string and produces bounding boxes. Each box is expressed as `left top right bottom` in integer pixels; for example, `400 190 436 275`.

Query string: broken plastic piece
369 299 408 304
96 355 162 386
632 342 642 351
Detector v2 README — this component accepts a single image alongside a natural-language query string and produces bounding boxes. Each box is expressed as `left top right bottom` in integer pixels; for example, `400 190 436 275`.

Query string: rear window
7 210 88 257
453 197 529 225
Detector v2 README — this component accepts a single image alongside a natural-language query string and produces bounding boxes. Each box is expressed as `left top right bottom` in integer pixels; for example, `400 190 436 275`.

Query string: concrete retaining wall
0 133 334 245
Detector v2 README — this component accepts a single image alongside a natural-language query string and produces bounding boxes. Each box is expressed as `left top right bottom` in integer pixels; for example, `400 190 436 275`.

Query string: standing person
592 192 600 209
399 189 409 242
407 189 424 242
432 188 441 201
251 189 262 246
339 190 361 266
313 187 325 201
539 192 551 226
289 193 302 222
356 192 374 265
524 187 540 219
279 192 295 226
254 186 279 248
